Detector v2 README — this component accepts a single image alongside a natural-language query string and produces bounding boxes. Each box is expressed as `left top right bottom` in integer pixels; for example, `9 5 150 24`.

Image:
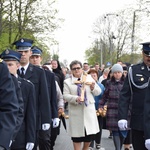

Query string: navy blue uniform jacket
17 63 51 129
118 62 150 131
44 69 58 119
0 61 19 149
11 77 36 149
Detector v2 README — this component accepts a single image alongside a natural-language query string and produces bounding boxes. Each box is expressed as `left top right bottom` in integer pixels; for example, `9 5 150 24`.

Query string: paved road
54 117 133 150
54 119 118 150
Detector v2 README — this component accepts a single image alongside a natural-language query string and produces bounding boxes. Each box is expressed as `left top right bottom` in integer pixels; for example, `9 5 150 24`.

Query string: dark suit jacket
17 63 51 129
0 61 19 150
11 77 36 149
11 75 24 140
119 62 150 131
44 69 58 119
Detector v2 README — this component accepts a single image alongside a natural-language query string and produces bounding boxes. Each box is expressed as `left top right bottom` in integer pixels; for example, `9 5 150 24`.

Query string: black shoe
96 143 101 150
108 133 113 139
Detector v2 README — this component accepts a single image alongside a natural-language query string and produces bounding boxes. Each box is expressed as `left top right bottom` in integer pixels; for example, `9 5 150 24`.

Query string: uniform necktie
20 67 25 78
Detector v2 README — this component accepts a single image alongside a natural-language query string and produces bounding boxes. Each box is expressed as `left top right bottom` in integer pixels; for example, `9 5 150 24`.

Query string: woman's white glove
42 123 50 130
145 139 150 150
118 119 128 130
53 118 60 128
26 142 34 150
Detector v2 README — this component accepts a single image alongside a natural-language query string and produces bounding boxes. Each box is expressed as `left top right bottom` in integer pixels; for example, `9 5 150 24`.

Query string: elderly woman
63 60 101 150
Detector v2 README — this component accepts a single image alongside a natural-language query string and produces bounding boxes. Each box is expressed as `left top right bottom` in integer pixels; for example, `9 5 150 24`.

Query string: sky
54 0 136 66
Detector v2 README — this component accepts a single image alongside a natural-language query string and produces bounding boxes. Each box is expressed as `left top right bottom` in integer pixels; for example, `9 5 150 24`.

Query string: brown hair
88 69 98 77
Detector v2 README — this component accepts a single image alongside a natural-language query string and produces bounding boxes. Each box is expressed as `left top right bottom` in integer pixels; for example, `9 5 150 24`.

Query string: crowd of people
1 39 150 150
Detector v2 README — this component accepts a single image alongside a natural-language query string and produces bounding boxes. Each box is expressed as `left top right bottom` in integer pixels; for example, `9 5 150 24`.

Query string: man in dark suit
12 38 51 150
1 49 36 150
30 46 60 150
0 59 19 150
118 42 150 150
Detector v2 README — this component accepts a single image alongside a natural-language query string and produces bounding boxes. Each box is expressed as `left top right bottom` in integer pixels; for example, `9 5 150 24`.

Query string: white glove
26 142 34 150
53 118 60 128
42 123 50 130
118 119 128 130
145 139 150 150
9 140 12 147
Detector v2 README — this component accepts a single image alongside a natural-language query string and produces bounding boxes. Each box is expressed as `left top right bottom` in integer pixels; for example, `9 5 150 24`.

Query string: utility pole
100 39 103 67
96 38 103 67
130 8 150 63
131 11 136 63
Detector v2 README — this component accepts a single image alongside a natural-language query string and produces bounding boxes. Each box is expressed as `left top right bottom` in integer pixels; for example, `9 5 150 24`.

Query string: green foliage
0 0 62 59
0 33 10 52
85 47 98 65
85 41 142 66
52 54 59 60
119 53 142 64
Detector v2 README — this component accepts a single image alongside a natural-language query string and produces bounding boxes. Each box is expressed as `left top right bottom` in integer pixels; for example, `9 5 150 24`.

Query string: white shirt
19 63 29 75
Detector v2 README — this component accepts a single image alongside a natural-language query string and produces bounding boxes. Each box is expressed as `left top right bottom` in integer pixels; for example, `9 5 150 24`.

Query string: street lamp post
131 11 136 63
100 39 103 67
96 38 103 67
131 8 150 63
109 32 116 65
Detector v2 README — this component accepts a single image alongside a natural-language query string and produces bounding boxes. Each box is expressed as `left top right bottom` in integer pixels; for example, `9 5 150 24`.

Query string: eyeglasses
72 67 81 71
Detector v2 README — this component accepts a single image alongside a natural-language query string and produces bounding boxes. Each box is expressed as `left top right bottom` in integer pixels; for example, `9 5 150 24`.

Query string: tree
0 0 63 56
85 2 150 65
92 10 133 63
52 53 59 60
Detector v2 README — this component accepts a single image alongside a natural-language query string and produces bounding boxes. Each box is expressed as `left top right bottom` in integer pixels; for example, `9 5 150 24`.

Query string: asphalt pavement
54 119 118 150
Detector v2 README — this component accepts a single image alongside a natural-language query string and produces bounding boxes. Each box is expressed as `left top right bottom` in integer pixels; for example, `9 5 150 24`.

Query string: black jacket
118 62 150 131
11 77 36 149
17 63 51 130
0 61 19 149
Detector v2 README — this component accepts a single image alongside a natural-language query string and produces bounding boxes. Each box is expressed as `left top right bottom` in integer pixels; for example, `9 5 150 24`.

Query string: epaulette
128 66 149 89
21 78 34 87
26 79 31 83
23 78 31 83
0 58 3 63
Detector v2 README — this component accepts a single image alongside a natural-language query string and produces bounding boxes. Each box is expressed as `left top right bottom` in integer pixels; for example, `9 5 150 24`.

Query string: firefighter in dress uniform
12 38 51 150
1 49 36 150
118 42 150 150
0 59 19 150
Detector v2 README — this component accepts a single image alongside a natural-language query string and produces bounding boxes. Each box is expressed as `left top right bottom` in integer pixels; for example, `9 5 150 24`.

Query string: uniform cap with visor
12 38 33 51
0 49 21 62
141 42 150 56
31 46 42 56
